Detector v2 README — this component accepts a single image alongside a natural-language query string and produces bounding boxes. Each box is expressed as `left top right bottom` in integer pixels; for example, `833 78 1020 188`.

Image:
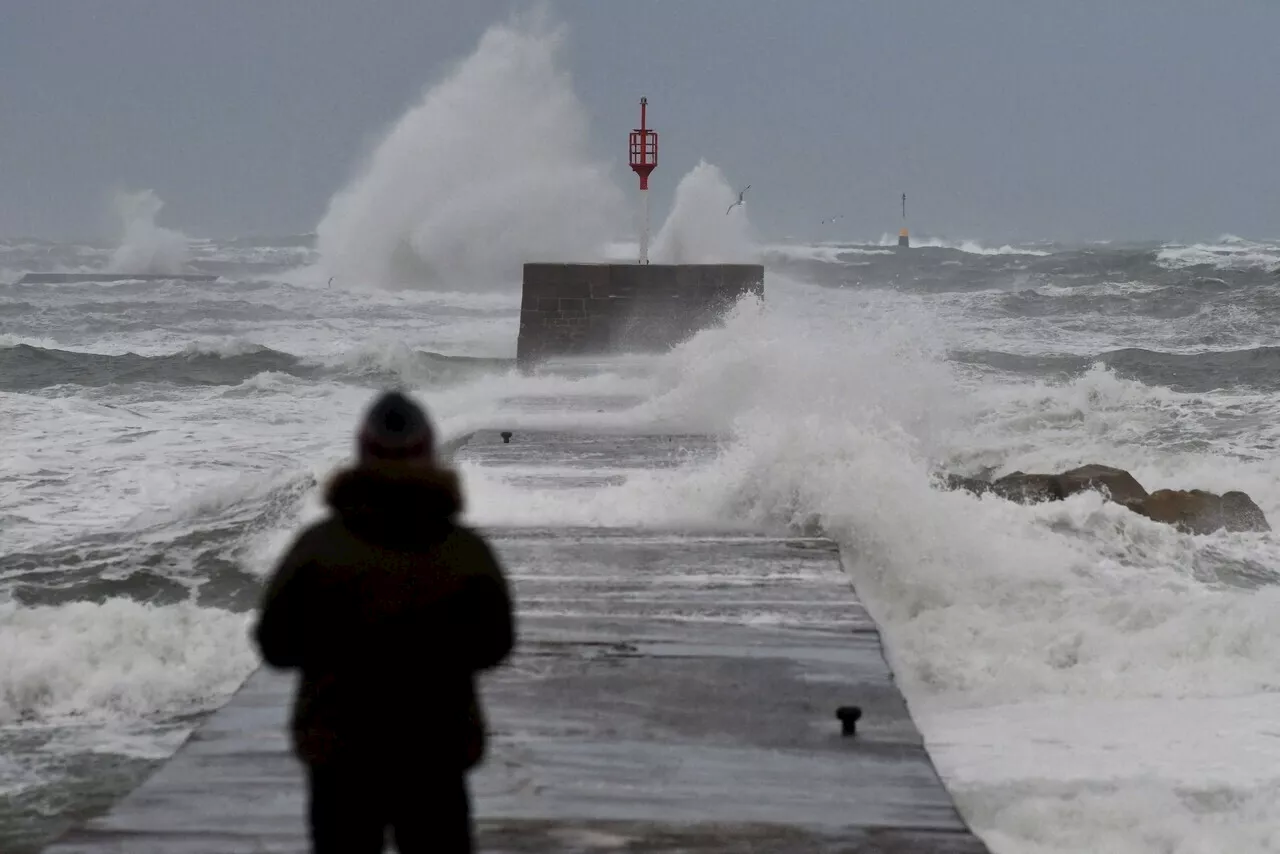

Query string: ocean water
5 230 1280 853
6 11 1280 853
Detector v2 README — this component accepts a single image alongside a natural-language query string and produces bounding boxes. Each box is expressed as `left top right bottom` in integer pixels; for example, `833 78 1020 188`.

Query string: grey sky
2 1 1276 243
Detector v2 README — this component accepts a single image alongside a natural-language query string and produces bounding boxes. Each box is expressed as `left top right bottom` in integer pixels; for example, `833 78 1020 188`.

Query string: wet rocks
1128 489 1270 534
987 471 1067 503
939 473 997 497
942 462 1270 533
952 463 1148 505
1055 464 1150 505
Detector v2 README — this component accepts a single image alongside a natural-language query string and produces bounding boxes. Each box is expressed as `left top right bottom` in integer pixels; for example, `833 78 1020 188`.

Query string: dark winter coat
253 463 514 770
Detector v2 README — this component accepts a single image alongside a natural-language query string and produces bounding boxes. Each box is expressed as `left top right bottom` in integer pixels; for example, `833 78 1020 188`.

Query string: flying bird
821 215 844 225
725 185 750 215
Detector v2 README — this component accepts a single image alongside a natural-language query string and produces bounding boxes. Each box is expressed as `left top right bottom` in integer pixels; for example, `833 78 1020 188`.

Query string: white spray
108 190 190 275
315 13 625 291
651 160 757 264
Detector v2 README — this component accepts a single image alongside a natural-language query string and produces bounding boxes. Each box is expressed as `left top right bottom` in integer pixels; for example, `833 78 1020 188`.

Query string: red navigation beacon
628 97 658 263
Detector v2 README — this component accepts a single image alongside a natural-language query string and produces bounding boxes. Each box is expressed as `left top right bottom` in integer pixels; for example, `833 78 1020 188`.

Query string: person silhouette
255 390 515 853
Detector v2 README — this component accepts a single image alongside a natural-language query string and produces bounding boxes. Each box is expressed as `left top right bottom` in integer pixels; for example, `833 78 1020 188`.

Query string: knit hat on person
357 391 435 463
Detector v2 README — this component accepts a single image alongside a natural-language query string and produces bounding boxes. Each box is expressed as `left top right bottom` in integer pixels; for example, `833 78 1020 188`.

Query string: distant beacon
898 192 910 248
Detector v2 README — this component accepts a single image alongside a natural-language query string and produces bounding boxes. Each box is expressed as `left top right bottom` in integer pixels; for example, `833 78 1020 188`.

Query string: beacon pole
898 192 910 248
628 97 658 265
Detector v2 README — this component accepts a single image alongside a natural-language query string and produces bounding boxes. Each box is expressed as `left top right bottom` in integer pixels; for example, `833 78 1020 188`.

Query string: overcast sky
2 1 1276 243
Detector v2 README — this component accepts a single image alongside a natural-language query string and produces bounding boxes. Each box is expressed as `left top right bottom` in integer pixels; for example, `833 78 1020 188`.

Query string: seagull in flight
725 185 750 215
821 214 844 225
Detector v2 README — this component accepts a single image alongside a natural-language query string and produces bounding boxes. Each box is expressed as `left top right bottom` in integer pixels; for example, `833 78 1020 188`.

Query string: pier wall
516 263 764 366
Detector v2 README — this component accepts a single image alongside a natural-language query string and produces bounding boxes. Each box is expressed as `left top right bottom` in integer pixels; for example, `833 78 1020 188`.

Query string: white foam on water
179 337 270 358
0 334 64 350
41 726 193 762
873 234 1052 256
932 697 1280 853
0 599 253 725
1158 238 1280 272
922 285 1278 358
922 696 1280 786
760 243 895 263
461 462 726 530
0 381 367 555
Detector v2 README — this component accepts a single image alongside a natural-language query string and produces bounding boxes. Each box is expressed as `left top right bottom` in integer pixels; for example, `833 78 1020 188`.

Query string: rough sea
5 14 1280 854
4 229 1280 853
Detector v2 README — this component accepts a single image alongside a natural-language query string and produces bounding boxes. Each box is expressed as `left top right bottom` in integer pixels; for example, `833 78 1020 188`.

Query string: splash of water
107 190 189 274
453 278 1280 849
315 12 625 291
651 160 757 264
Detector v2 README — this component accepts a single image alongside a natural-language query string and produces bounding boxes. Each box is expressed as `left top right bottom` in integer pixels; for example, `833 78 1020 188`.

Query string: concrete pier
516 263 764 366
42 426 987 853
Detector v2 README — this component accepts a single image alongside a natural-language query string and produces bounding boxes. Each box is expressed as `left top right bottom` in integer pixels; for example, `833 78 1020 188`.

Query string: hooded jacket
253 462 514 769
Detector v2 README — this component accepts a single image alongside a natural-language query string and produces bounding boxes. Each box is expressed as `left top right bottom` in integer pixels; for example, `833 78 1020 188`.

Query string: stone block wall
516 263 764 366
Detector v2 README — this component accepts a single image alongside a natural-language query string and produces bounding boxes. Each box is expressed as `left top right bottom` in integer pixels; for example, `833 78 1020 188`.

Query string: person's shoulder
284 516 347 558
441 524 504 572
446 522 486 542
444 523 495 553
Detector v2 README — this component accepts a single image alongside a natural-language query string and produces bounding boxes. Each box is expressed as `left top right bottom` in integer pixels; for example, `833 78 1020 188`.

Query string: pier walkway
45 429 987 853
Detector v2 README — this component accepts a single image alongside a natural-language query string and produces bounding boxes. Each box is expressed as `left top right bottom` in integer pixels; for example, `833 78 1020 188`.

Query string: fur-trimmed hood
324 463 463 541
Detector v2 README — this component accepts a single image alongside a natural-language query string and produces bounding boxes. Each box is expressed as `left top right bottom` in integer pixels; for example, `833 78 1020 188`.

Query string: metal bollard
835 706 862 737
